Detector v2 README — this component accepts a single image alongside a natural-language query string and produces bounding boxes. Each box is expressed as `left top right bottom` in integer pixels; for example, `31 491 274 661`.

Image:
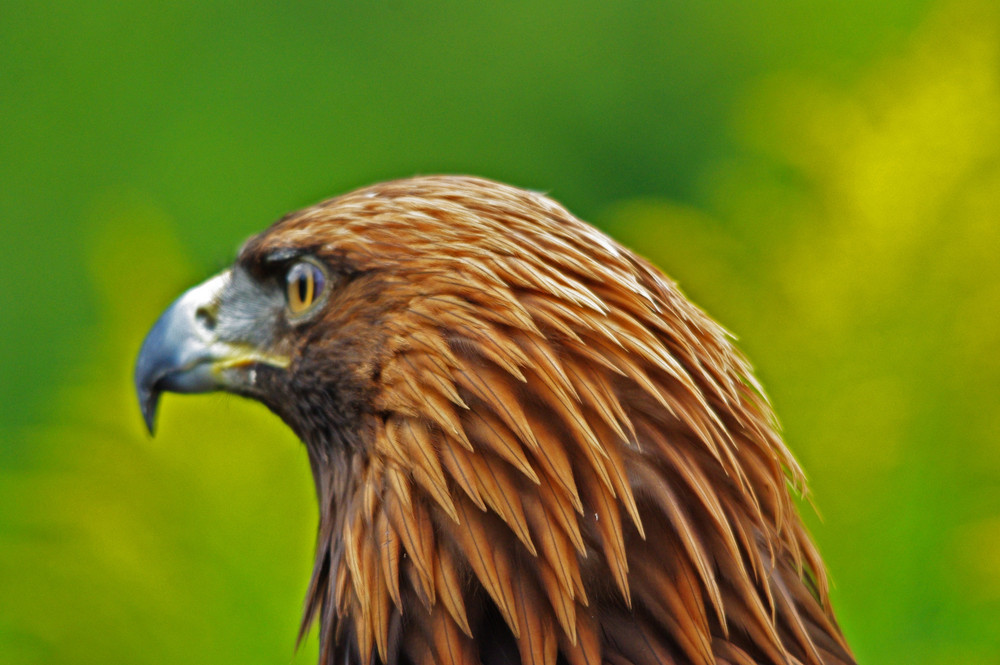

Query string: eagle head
135 176 854 665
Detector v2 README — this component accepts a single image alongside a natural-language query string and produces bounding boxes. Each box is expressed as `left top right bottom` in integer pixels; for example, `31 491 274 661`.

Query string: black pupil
298 273 309 302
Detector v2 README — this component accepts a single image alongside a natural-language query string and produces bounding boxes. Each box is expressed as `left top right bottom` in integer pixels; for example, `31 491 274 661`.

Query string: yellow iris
286 260 325 315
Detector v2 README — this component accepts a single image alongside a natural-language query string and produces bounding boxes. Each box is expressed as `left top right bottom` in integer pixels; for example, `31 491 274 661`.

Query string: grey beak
135 272 231 434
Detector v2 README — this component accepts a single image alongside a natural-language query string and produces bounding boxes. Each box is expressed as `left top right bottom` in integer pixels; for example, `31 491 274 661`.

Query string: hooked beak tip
139 385 160 436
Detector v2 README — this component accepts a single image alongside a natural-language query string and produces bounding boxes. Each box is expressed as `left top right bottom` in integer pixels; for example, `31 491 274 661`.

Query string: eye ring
285 259 328 317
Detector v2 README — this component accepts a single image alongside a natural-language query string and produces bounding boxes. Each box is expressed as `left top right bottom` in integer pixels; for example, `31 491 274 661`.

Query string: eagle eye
285 260 327 316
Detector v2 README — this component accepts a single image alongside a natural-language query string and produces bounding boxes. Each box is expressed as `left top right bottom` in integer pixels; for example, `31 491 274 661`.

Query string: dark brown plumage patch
238 176 855 665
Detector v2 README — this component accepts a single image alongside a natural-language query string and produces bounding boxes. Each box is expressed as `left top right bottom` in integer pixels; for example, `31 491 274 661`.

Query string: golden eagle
135 176 854 665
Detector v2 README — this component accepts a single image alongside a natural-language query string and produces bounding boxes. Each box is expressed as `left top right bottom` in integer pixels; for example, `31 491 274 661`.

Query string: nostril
195 306 217 331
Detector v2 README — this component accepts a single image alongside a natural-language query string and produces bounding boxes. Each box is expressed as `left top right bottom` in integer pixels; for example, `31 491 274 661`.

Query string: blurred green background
2 1 998 663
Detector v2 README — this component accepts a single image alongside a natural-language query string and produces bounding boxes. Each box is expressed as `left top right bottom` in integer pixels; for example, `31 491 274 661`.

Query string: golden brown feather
138 175 855 665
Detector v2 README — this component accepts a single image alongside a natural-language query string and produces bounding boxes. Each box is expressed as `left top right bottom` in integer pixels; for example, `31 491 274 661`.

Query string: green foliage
2 1 998 663
1 206 319 663
604 3 1000 661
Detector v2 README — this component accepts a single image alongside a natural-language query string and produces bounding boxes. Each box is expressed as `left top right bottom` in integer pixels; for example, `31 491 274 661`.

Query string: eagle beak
134 271 289 435
135 272 232 434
